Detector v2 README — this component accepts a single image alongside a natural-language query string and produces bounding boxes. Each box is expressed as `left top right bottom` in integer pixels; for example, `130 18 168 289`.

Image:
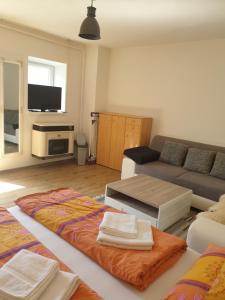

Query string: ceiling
0 0 225 48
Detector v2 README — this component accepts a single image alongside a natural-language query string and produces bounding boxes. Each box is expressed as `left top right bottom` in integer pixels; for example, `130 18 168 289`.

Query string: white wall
106 39 225 147
2 27 225 172
0 26 84 171
81 46 109 156
81 45 98 142
95 47 110 112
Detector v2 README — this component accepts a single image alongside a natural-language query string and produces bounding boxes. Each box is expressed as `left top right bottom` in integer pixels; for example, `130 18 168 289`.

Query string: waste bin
74 133 88 165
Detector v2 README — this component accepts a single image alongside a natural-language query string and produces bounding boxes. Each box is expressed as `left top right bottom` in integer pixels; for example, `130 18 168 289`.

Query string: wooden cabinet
124 117 142 149
96 112 152 171
109 115 126 170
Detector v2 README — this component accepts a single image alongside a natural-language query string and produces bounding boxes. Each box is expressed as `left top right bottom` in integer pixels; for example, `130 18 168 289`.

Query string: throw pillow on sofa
123 146 160 164
204 260 225 300
165 244 225 300
210 152 225 180
197 210 225 225
198 198 225 225
184 148 216 174
159 141 188 166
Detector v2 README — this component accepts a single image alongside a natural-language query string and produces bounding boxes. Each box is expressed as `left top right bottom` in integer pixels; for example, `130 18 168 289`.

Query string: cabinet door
139 118 152 146
108 115 126 170
124 117 142 150
96 114 112 167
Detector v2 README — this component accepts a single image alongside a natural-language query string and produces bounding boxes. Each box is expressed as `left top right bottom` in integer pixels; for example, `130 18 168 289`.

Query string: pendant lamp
79 0 101 40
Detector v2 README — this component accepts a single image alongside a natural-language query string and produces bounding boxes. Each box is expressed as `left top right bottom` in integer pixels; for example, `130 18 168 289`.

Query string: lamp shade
79 6 101 40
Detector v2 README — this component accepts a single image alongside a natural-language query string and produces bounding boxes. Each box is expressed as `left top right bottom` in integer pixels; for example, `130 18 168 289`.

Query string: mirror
3 62 20 154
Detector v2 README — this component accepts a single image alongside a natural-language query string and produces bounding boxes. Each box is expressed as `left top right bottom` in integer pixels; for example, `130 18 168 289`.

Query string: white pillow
219 194 225 203
208 202 225 212
197 211 225 225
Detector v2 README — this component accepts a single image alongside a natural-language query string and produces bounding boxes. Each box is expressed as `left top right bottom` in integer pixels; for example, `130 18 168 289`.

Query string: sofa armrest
187 218 225 253
121 157 136 179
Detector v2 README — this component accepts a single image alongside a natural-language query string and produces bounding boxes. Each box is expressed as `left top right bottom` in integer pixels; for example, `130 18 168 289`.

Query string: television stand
32 123 74 159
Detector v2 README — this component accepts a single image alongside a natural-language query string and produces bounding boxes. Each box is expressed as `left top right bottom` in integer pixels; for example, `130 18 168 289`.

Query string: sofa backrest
151 135 225 154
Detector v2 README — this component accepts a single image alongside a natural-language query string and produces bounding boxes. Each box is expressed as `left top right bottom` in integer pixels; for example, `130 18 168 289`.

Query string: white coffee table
105 175 192 230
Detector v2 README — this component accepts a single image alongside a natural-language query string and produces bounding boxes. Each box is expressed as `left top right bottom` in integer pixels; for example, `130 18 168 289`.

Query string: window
28 62 54 86
28 57 67 112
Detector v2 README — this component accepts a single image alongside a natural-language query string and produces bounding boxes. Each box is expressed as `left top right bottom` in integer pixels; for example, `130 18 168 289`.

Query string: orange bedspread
16 188 187 291
0 207 101 300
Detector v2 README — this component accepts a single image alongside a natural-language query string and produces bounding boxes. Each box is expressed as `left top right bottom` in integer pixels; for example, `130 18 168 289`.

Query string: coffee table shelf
105 175 192 231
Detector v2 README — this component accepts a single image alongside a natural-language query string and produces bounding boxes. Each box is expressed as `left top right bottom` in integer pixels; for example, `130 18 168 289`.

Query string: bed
0 207 100 300
9 205 200 300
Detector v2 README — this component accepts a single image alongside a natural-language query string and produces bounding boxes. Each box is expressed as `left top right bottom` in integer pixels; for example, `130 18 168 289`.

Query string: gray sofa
122 135 225 211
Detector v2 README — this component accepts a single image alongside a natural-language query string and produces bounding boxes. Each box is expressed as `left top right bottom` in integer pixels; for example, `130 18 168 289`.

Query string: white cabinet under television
32 123 74 159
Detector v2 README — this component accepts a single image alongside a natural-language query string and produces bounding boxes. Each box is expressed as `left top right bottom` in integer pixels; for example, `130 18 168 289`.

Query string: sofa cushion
175 172 225 201
210 152 225 180
159 141 188 166
124 146 160 164
184 148 216 174
135 161 187 182
204 258 225 300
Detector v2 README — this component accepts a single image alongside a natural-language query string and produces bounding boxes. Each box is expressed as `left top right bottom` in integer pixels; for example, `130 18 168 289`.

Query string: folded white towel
98 240 153 250
99 212 138 238
97 219 154 250
0 249 58 300
38 271 80 300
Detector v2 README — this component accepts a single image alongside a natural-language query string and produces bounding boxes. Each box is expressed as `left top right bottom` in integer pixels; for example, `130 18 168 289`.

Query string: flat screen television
28 84 62 112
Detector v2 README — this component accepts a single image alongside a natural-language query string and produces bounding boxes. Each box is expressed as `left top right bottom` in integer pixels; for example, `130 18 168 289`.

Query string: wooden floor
0 160 120 208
